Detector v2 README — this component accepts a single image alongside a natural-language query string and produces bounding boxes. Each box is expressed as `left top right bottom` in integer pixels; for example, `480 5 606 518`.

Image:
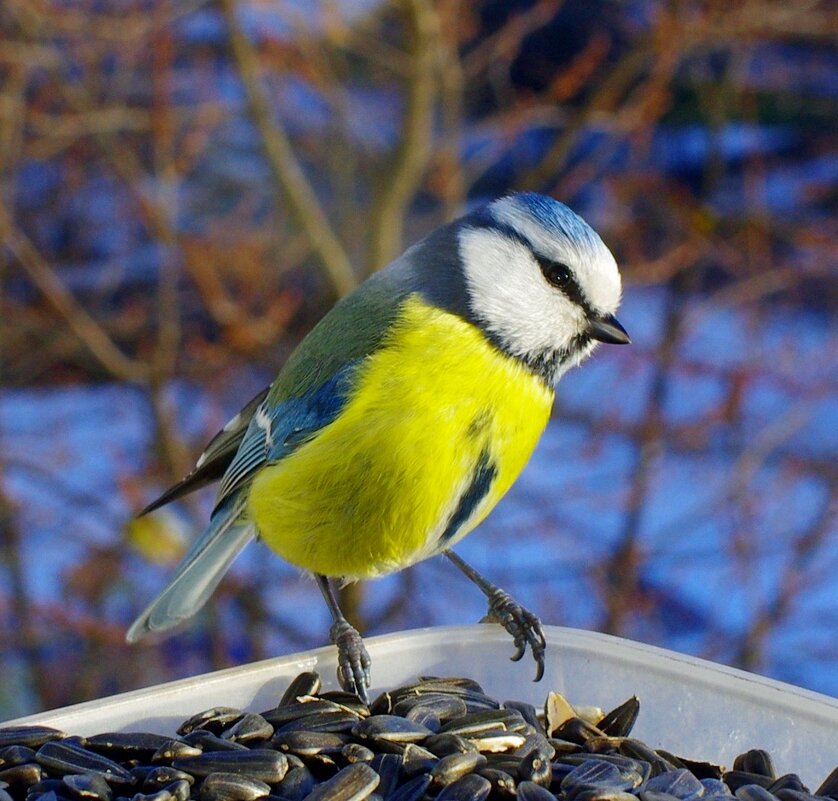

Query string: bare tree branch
0 200 148 383
220 0 357 296
369 0 439 269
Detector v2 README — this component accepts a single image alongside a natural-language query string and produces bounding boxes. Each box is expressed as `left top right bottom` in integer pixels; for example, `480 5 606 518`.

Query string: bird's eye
540 259 573 289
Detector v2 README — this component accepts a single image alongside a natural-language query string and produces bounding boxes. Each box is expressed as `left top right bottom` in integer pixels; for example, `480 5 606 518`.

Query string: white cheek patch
491 196 622 315
458 227 583 359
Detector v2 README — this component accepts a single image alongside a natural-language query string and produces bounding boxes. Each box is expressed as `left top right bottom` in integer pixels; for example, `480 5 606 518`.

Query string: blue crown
505 192 600 248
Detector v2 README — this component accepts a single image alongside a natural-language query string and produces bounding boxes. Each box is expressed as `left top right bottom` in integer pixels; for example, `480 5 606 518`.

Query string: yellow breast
247 295 554 579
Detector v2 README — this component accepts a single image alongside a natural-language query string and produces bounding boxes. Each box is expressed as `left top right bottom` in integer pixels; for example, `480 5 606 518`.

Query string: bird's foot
482 588 546 681
329 618 372 704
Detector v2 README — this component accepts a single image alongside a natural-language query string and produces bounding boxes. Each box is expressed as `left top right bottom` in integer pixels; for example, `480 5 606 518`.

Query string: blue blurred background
0 0 835 718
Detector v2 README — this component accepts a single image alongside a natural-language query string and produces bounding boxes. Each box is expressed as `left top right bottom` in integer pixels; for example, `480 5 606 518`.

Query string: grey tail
126 496 256 642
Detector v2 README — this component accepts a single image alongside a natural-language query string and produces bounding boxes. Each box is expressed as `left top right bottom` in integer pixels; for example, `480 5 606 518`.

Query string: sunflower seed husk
768 775 807 795
392 694 468 723
478 767 516 796
36 742 134 784
151 741 202 763
403 707 440 732
25 778 65 796
274 711 358 735
702 778 734 797
316 692 369 717
545 692 577 736
278 672 321 707
466 730 526 753
597 697 640 739
817 766 838 798
367 752 401 798
0 763 44 787
400 743 437 777
128 790 172 801
180 732 247 753
517 780 557 800
0 729 65 751
61 773 113 801
553 717 608 745
220 715 273 745
271 731 347 757
503 700 544 734
619 740 677 777
161 779 190 801
274 764 315 800
171 751 287 783
424 734 479 758
261 701 348 729
430 752 487 787
435 772 491 800
735 785 780 801
130 766 157 785
643 768 706 799
658 751 724 781
518 748 552 786
774 791 820 801
0 745 36 769
199 771 270 801
300 762 379 801
515 733 555 760
561 758 636 797
439 709 526 736
734 752 776 780
351 716 432 744
142 767 195 789
387 773 431 801
85 733 174 761
725 772 776 792
341 743 375 765
178 709 244 737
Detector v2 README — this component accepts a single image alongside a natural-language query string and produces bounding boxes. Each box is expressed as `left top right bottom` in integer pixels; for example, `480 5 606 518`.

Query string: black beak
588 313 630 345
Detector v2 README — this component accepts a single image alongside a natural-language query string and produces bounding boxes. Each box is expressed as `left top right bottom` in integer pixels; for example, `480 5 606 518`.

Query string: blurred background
1 0 836 719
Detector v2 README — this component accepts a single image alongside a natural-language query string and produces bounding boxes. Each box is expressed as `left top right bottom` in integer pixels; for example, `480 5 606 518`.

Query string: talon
485 588 546 681
329 619 371 704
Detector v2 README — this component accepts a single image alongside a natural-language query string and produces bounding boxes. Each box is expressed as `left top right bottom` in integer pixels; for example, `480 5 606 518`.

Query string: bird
127 192 630 702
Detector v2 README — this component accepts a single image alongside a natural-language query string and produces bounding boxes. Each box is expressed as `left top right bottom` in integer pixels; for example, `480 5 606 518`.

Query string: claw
485 589 546 682
329 619 372 704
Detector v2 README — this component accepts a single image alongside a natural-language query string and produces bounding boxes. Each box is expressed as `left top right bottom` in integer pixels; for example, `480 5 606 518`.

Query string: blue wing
126 361 362 641
214 361 361 508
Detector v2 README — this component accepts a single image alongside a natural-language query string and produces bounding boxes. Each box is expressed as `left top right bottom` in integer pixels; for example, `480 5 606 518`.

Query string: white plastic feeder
5 626 837 787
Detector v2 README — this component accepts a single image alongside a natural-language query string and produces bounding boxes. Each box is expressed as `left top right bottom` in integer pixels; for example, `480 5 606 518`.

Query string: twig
0 200 148 383
220 0 357 297
434 0 467 221
516 45 650 192
369 0 439 269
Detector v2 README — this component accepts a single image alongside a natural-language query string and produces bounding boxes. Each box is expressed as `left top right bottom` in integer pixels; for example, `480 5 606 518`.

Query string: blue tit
127 192 630 701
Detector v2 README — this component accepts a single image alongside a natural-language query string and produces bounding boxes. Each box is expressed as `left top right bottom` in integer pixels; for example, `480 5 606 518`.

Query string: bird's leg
314 575 371 703
444 550 546 681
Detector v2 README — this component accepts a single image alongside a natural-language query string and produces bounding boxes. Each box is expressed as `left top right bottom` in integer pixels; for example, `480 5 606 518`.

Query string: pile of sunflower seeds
0 672 836 801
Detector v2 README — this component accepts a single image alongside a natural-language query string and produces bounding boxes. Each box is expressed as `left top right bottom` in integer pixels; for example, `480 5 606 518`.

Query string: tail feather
126 498 256 642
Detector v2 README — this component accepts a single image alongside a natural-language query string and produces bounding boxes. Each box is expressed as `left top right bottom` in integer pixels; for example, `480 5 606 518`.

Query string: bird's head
456 192 629 384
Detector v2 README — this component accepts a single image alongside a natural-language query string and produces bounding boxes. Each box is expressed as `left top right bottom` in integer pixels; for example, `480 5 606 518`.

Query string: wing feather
213 361 361 508
139 387 269 515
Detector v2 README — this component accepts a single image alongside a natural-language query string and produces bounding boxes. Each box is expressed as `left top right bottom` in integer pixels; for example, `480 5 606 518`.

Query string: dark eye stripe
466 217 597 318
534 254 590 313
